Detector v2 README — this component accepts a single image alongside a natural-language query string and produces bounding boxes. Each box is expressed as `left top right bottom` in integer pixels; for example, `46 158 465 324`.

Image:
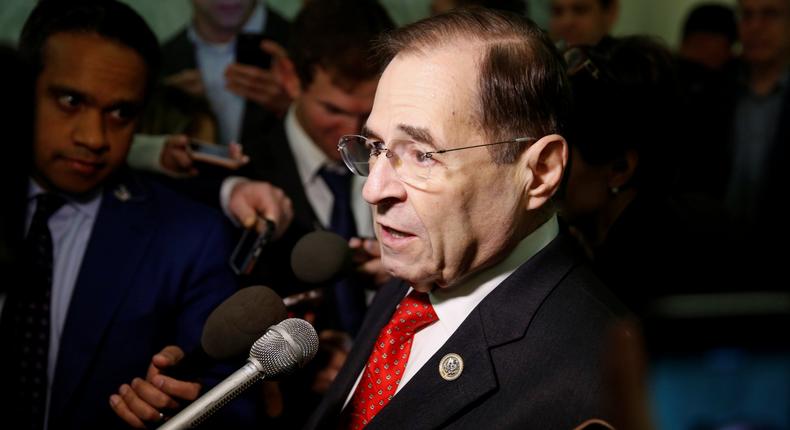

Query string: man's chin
381 256 436 286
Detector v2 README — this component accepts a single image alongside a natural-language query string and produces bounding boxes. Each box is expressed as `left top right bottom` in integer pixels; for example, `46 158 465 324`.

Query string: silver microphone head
249 318 319 376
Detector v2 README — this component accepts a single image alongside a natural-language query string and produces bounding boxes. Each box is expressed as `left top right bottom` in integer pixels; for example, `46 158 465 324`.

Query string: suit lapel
306 280 409 429
49 173 157 421
368 235 582 429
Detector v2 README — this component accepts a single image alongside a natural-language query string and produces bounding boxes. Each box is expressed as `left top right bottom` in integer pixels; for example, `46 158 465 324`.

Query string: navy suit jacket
1 170 239 429
305 234 625 430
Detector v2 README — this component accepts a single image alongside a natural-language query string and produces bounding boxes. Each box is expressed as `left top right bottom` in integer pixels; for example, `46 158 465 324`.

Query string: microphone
290 230 352 284
167 286 287 380
158 318 319 430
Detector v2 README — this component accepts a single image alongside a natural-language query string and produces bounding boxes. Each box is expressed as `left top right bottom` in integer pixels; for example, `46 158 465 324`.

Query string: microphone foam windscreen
201 286 287 359
290 231 352 283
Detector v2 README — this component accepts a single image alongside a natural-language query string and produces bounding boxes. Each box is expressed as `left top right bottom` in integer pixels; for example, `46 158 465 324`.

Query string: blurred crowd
1 0 788 429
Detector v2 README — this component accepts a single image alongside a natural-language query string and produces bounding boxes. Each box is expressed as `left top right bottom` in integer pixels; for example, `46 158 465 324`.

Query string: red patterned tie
345 290 438 429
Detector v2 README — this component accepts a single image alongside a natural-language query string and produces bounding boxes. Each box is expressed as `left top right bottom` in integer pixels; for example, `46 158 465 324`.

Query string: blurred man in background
549 0 619 48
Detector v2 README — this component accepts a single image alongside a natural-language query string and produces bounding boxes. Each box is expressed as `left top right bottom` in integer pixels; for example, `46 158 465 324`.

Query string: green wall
0 0 737 49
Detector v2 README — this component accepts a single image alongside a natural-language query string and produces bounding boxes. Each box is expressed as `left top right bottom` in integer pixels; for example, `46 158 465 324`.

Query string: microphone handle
157 359 264 430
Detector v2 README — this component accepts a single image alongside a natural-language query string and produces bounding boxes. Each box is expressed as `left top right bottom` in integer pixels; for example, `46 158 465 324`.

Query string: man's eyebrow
49 84 142 110
398 124 434 145
48 84 90 103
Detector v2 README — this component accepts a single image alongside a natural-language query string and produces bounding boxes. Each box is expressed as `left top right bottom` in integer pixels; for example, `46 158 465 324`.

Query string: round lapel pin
114 184 131 202
439 353 463 381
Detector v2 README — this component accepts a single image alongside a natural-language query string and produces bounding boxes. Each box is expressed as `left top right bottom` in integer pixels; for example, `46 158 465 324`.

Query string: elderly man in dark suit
305 8 625 429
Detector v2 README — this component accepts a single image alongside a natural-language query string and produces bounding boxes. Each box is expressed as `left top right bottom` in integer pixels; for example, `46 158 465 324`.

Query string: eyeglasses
337 134 535 187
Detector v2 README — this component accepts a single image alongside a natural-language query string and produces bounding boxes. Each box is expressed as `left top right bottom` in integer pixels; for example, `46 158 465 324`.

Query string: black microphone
158 318 319 430
167 286 287 380
290 230 352 284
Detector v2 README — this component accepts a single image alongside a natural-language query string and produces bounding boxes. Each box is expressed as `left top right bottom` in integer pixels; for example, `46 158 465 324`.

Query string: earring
610 186 619 195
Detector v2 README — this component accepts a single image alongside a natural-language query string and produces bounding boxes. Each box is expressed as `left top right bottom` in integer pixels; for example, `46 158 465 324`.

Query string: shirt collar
427 214 560 328
187 1 267 49
28 178 102 218
284 106 343 185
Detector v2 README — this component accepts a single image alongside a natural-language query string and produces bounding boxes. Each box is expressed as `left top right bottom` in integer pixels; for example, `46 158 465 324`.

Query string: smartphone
230 218 276 276
235 33 271 69
189 139 242 170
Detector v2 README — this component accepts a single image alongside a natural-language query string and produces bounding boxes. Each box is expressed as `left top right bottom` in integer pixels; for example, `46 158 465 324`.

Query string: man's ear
274 55 301 99
607 149 638 190
522 134 568 210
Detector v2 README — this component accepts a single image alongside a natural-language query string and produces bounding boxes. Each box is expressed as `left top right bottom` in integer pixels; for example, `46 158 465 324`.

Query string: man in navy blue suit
0 1 291 429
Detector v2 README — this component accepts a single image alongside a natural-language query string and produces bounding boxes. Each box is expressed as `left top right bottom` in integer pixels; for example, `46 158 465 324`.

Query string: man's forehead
308 66 377 101
369 48 479 139
39 32 147 103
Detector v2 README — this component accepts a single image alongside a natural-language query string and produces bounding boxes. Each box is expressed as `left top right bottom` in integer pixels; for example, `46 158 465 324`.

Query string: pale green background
0 0 737 49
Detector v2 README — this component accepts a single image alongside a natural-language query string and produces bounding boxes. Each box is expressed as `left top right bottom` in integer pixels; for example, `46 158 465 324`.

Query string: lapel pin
114 184 131 202
439 353 463 381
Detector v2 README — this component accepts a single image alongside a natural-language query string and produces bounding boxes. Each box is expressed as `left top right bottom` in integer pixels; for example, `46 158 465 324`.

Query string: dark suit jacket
305 234 625 430
0 170 241 429
160 7 290 147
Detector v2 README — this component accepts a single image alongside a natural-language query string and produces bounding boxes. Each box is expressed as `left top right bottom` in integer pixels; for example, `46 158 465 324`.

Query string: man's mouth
378 223 416 247
63 156 103 175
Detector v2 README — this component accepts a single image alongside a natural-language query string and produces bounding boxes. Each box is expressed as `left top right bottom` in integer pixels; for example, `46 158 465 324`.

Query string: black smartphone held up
235 33 271 69
230 218 276 276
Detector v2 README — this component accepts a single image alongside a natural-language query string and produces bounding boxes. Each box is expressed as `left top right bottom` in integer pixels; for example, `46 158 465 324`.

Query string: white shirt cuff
220 176 250 226
127 134 168 173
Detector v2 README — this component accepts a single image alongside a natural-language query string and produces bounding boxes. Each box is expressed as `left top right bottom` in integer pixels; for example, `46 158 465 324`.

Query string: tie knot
391 290 438 334
34 193 66 220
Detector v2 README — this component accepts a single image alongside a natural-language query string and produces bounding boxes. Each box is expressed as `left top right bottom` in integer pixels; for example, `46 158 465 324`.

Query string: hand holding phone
230 218 276 276
226 36 290 115
235 33 271 69
188 139 247 170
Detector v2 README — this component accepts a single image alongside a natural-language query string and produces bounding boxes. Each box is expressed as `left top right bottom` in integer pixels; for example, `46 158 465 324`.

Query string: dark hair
289 0 395 91
682 3 737 44
378 7 571 164
18 0 161 98
566 36 678 190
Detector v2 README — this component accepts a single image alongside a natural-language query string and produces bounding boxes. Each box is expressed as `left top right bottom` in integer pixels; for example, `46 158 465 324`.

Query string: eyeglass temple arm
430 137 535 155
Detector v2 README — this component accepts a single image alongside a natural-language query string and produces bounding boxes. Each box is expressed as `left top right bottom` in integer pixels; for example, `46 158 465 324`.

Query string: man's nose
362 154 407 206
73 110 108 151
